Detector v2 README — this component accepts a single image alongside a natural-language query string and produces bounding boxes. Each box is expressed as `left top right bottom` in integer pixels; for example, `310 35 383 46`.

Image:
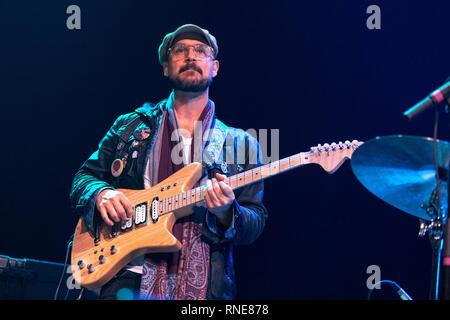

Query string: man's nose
185 47 197 61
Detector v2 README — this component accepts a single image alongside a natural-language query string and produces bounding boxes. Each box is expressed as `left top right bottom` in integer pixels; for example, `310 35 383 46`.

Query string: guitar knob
77 260 85 269
87 264 95 273
99 255 106 264
110 245 117 254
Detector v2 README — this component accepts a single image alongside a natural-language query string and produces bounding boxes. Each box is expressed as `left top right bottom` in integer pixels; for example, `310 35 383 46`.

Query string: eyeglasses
168 44 215 61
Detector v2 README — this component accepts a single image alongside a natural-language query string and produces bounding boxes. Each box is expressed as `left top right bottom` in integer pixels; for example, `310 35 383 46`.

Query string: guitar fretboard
157 152 310 216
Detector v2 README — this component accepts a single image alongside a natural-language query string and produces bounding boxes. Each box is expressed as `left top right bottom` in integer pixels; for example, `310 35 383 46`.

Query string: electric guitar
71 140 363 290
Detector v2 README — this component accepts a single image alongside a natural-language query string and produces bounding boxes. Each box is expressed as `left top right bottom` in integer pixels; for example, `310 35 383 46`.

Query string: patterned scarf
139 93 215 300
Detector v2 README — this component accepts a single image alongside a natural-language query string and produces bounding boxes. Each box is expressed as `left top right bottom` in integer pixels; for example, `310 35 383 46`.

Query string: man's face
163 39 219 92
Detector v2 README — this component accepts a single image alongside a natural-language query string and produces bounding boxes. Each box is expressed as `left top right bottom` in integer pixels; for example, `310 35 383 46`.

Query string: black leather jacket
70 100 268 299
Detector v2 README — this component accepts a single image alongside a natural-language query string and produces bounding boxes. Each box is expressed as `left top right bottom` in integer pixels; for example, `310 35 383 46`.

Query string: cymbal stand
419 184 445 300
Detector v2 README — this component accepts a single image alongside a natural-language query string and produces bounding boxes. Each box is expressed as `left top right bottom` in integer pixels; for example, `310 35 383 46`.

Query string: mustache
179 63 202 75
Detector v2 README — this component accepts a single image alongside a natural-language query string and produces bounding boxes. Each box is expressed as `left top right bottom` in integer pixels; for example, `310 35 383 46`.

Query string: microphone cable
54 233 74 300
367 280 413 300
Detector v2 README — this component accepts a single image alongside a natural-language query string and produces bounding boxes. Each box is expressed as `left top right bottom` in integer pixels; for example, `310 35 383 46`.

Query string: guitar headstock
308 140 364 173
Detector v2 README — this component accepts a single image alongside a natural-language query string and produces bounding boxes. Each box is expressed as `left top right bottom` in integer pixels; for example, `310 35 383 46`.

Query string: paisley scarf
139 93 215 300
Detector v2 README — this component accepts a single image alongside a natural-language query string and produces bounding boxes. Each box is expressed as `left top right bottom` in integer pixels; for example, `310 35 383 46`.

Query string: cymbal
351 135 449 221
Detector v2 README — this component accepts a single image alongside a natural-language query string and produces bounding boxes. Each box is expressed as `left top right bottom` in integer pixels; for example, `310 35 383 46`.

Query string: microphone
404 77 450 120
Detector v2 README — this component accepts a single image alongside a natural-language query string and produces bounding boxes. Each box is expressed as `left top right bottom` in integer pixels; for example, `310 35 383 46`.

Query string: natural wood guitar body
71 163 203 290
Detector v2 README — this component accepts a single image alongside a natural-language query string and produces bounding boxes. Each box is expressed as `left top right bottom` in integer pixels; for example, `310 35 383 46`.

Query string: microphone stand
439 97 450 300
442 168 450 299
440 97 450 298
403 82 449 300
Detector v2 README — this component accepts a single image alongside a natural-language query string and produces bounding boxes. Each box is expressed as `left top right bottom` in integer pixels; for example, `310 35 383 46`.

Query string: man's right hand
96 189 134 226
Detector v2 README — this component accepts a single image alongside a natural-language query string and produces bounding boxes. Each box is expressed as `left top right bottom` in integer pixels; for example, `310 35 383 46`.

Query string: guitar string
117 144 357 230
156 152 305 217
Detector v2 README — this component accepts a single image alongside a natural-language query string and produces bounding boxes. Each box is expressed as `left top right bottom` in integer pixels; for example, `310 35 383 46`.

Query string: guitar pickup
134 202 148 227
151 197 159 223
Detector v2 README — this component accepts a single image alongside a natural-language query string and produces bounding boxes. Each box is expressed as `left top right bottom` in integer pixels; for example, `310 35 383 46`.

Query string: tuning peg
323 143 330 152
331 142 337 151
317 144 322 153
345 140 351 149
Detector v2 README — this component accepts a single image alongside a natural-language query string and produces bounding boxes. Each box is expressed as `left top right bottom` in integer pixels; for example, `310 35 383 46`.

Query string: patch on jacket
133 127 151 140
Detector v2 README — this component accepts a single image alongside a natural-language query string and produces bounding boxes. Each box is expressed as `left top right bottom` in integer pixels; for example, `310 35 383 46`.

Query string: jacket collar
135 100 167 118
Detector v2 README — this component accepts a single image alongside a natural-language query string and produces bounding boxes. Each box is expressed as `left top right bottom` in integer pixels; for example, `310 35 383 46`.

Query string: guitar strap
202 117 229 178
116 105 229 179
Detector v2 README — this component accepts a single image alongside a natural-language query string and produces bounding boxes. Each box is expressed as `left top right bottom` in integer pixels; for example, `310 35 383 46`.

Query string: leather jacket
69 100 268 299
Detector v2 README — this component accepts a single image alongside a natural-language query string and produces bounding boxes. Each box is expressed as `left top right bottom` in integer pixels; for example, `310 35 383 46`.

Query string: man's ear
163 62 168 77
212 59 219 77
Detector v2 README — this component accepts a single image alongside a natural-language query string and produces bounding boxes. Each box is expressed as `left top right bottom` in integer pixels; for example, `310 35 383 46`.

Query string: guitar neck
222 151 309 190
158 152 310 216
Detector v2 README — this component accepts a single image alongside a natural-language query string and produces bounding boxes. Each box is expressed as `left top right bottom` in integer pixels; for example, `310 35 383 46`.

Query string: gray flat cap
158 24 218 66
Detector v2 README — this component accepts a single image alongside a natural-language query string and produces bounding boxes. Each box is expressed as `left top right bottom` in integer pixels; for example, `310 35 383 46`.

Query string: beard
168 64 213 92
169 76 212 92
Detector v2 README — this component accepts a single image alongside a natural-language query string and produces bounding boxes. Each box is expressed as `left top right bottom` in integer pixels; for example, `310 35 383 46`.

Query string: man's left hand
204 173 235 227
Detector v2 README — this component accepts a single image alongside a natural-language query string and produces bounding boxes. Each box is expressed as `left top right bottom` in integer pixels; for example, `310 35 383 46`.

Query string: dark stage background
1 0 449 300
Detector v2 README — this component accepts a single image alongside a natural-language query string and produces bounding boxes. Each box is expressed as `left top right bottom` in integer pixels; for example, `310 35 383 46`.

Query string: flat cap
158 24 218 66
